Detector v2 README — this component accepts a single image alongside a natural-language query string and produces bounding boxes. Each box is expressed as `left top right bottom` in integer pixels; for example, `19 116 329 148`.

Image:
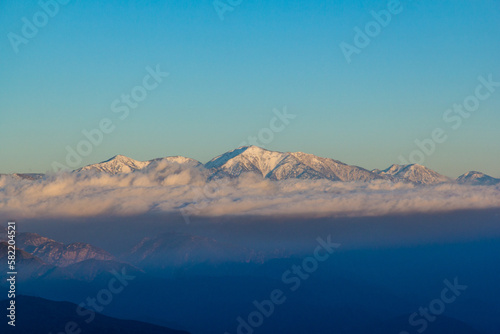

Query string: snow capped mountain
269 151 380 181
5 146 496 186
205 146 289 178
76 154 201 175
373 164 450 185
76 155 150 174
205 146 381 182
457 171 500 185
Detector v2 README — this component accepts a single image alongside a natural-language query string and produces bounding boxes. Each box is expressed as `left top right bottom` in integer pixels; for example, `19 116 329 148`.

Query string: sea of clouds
1 161 500 219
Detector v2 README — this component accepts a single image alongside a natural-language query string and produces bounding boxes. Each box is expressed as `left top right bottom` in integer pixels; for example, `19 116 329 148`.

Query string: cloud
1 165 499 220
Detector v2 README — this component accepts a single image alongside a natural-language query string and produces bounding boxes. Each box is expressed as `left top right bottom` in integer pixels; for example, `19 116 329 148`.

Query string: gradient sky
1 0 499 177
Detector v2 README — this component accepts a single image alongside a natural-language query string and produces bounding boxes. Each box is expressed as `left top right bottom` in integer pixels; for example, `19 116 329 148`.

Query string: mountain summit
75 155 150 174
457 171 500 185
76 155 201 175
206 146 380 182
373 164 450 185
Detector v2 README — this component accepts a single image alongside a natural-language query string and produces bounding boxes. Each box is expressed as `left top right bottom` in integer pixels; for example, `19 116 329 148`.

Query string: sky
0 0 499 177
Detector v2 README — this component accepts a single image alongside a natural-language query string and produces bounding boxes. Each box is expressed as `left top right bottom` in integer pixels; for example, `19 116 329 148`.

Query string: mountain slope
5 146 490 185
0 242 53 281
76 154 201 175
205 146 288 178
269 151 380 181
16 232 56 253
206 146 381 182
75 155 151 174
457 171 500 185
374 164 450 185
2 231 116 267
31 240 115 267
0 296 189 334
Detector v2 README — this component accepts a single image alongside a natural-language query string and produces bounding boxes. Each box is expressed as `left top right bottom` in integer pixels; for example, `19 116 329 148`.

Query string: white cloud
1 166 499 219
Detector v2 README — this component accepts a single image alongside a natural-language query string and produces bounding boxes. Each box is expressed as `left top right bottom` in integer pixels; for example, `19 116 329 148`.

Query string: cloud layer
1 163 500 220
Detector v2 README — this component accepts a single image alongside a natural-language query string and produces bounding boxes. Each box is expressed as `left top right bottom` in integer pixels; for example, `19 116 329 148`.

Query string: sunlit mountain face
8 146 497 184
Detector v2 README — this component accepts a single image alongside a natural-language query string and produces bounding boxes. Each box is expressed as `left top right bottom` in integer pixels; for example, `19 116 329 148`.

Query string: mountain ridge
372 163 451 185
457 171 500 185
2 146 498 185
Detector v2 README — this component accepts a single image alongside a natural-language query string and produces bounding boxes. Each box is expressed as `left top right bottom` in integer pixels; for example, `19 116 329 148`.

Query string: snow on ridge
10 146 497 186
205 146 380 182
76 155 150 175
457 171 500 185
76 154 201 175
372 163 450 185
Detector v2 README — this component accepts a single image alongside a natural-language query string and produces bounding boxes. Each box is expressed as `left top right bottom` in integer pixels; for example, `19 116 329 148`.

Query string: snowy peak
76 155 150 174
375 164 449 185
206 146 380 182
270 151 378 182
204 146 252 169
205 146 288 178
206 146 285 167
76 154 201 175
457 171 500 185
381 164 407 174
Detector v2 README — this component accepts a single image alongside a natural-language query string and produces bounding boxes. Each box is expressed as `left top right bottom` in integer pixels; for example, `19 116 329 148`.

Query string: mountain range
15 232 115 266
0 230 286 280
2 146 499 185
0 231 140 282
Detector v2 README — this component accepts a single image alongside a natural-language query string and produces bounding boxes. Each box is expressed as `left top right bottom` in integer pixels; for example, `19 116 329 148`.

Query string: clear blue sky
1 0 499 177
